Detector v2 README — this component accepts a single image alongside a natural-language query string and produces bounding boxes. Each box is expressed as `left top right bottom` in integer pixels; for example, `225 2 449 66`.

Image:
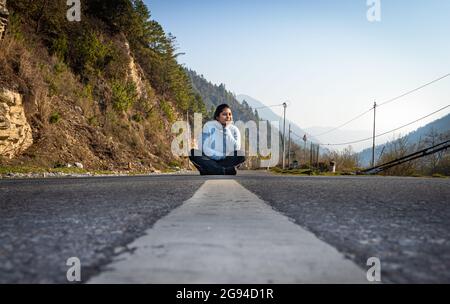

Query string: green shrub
49 112 60 124
432 173 446 178
168 160 180 168
7 13 24 41
72 31 116 77
48 82 58 97
111 81 138 112
160 99 175 123
53 62 67 75
132 113 143 122
88 116 98 126
45 61 78 98
51 36 69 61
80 84 94 100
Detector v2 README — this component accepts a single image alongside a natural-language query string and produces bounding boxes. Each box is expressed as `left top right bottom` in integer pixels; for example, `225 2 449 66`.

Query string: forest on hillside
0 0 206 171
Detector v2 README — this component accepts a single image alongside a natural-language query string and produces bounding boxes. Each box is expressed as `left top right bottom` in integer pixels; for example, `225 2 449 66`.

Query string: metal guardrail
358 139 450 175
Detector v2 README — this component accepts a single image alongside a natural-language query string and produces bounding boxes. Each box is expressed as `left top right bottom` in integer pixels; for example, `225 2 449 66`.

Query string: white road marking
89 180 367 283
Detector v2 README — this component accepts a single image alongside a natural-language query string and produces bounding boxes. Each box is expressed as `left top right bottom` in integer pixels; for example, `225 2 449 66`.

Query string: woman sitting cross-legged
189 104 246 175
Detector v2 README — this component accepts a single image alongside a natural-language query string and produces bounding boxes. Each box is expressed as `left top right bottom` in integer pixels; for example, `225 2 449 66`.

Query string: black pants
189 149 246 175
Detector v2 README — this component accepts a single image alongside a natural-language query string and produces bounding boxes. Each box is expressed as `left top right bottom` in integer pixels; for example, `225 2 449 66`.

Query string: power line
312 73 450 138
378 73 450 108
291 130 310 142
322 104 450 146
254 103 285 110
291 131 303 139
311 107 374 137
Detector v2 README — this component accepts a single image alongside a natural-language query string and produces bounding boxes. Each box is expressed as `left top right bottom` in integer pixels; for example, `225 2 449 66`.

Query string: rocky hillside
0 0 206 172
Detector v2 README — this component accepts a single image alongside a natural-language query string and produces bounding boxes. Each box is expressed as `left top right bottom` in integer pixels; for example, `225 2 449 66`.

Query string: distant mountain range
358 113 450 167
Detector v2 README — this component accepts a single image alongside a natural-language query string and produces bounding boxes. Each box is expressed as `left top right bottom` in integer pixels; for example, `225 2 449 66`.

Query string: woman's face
217 107 233 126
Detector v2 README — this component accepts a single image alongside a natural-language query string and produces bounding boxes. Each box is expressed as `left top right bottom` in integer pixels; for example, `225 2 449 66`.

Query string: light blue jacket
198 120 241 160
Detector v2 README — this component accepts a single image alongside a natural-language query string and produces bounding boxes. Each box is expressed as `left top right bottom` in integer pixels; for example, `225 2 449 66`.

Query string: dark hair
213 104 231 120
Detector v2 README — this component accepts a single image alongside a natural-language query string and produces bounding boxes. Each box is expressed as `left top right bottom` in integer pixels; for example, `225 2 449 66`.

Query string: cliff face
0 90 33 159
0 0 8 40
124 40 147 100
0 1 33 160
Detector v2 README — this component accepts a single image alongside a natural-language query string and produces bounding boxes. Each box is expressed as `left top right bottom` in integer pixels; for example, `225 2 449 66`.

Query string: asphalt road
0 175 205 283
1 172 449 283
238 174 450 283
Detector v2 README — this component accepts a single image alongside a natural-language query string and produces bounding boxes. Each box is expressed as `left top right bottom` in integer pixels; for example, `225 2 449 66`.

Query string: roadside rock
0 0 8 40
0 89 33 159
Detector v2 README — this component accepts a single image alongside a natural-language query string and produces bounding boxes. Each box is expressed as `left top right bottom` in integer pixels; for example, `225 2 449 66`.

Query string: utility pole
288 124 291 169
282 102 287 169
316 144 320 167
186 110 191 170
303 134 307 167
372 101 377 168
254 102 289 170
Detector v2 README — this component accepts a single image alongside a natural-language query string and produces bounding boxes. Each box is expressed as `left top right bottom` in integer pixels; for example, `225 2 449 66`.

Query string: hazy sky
146 0 450 149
